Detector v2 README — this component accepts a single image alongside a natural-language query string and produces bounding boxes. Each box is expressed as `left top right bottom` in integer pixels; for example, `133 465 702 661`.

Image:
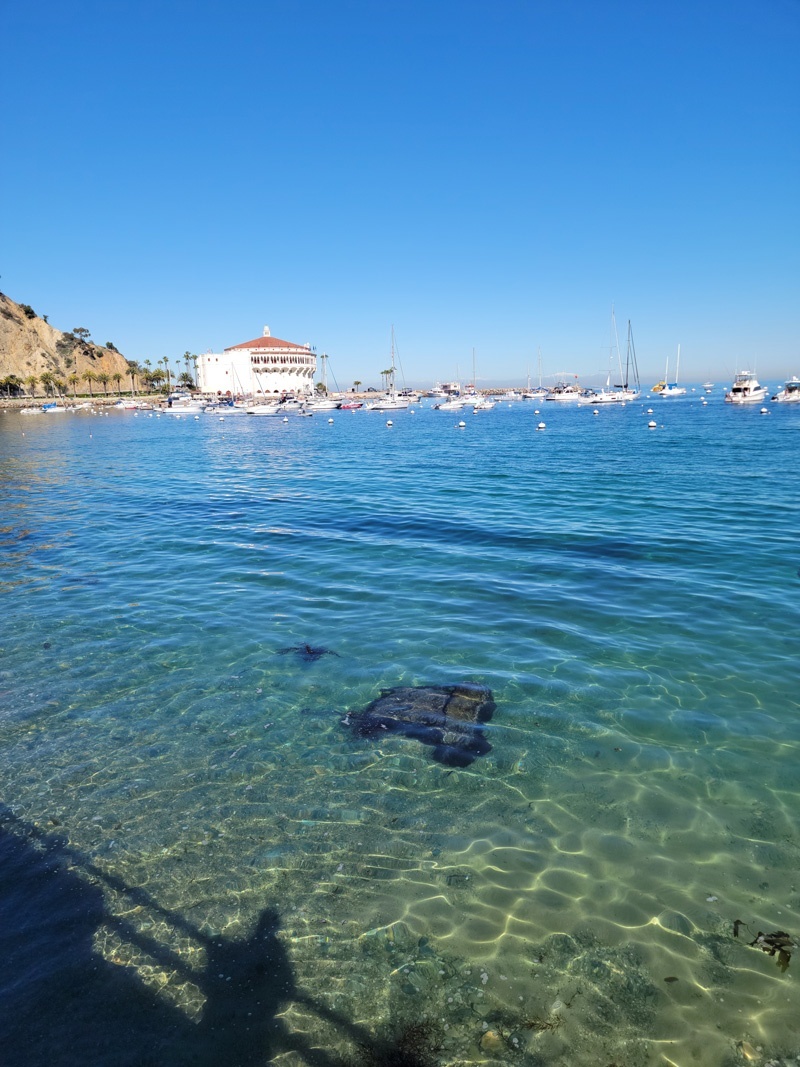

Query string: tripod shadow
0 807 438 1067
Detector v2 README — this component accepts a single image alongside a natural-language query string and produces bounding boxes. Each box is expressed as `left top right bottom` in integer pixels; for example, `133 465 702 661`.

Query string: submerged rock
348 683 496 767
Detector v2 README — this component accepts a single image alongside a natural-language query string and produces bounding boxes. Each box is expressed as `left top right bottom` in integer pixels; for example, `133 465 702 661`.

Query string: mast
675 344 681 385
389 326 396 395
625 320 639 392
537 346 543 388
610 304 623 388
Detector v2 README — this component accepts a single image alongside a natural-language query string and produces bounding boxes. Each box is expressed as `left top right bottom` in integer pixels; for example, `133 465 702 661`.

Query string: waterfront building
196 327 316 396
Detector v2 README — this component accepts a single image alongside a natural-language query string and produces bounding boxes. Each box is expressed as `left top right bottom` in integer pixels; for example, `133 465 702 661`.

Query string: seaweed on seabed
276 643 340 663
734 919 795 972
343 1021 443 1067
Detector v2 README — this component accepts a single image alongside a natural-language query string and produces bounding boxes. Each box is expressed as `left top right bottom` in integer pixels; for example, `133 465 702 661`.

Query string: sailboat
580 310 640 404
523 347 548 399
367 327 409 411
659 345 687 397
466 348 495 410
304 353 341 410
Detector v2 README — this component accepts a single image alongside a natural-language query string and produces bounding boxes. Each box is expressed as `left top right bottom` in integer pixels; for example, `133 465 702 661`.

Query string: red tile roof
225 335 310 352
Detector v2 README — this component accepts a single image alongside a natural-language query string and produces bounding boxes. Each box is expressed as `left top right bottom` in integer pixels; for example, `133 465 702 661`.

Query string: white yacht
724 371 768 404
164 393 207 414
545 380 584 402
771 376 800 403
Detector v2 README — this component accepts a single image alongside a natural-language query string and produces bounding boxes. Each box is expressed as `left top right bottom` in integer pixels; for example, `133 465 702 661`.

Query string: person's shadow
0 808 436 1067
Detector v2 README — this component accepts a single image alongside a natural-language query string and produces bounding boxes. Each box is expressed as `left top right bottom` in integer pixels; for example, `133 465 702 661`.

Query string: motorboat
434 395 469 411
303 396 341 411
703 382 714 393
164 393 207 414
771 376 800 403
724 371 768 404
42 402 68 413
545 381 584 402
339 400 363 410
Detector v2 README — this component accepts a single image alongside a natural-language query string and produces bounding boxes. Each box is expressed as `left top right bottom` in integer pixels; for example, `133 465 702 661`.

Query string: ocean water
1 394 799 1067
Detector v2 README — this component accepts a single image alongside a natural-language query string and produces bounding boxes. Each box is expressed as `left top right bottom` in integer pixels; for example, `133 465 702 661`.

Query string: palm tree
53 379 66 397
39 372 55 397
127 360 141 395
353 380 361 393
2 375 22 397
161 358 171 392
112 372 123 395
151 368 167 392
178 371 194 390
25 374 39 397
82 370 97 397
97 372 110 396
68 373 80 398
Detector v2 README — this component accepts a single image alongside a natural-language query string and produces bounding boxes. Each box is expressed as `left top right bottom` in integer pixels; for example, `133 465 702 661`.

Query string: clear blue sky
2 0 798 387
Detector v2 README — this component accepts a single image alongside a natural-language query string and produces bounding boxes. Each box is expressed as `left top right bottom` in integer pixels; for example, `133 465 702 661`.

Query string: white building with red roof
196 327 316 396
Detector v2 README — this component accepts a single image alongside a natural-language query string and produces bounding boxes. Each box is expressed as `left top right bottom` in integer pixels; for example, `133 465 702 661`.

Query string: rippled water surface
1 397 799 1066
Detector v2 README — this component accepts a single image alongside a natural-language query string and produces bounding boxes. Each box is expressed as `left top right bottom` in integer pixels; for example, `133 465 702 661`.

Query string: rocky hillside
0 291 131 389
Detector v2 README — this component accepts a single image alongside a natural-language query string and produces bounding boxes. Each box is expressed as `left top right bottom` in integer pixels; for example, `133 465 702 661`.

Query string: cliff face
0 291 131 386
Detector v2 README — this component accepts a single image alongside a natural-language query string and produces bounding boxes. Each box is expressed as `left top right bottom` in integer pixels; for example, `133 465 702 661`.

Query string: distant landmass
0 291 130 389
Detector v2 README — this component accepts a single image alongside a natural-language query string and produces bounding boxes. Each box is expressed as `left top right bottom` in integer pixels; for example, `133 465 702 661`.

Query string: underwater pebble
706 895 718 902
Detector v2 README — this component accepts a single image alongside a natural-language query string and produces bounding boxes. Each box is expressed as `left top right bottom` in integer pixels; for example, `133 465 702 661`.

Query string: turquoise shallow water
1 396 799 1066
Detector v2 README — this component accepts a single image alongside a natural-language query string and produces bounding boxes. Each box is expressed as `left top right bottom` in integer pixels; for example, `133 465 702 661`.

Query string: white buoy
194 415 200 420
458 420 466 428
648 420 657 428
534 409 540 415
593 409 599 416
537 421 546 430
386 420 393 427
410 408 415 414
760 407 769 414
328 417 334 424
647 408 653 414
283 417 289 423
701 400 707 406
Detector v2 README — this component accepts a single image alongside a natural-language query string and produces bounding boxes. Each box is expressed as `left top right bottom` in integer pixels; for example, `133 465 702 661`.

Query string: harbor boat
579 314 640 404
244 401 285 415
771 375 800 403
306 353 341 410
546 380 584 401
367 327 409 411
339 400 363 409
42 401 68 413
703 381 714 392
659 345 687 397
434 394 468 411
523 349 548 399
164 393 207 414
724 370 768 404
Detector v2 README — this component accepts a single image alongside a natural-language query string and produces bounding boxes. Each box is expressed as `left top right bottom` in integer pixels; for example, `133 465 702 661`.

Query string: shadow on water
0 806 439 1067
